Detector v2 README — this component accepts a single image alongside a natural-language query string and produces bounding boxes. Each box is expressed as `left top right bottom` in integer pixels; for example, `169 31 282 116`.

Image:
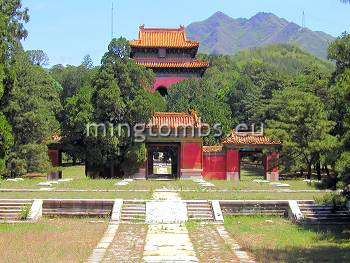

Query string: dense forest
1 1 350 196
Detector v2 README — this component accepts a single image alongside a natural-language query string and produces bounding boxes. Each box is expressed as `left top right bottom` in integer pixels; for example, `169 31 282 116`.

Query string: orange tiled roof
136 60 209 68
203 146 223 153
222 130 281 145
130 25 199 48
50 133 62 143
148 112 200 128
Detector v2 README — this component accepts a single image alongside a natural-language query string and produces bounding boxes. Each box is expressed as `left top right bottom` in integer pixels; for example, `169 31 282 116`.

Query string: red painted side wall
226 149 240 173
152 77 188 92
180 142 202 169
202 153 226 180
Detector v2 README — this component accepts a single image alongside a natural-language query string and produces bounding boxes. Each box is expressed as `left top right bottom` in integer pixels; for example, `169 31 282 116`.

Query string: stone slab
146 201 188 224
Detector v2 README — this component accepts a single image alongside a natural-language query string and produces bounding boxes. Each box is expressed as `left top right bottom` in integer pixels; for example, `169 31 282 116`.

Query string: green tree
0 113 13 175
3 51 62 176
167 78 232 145
0 0 28 176
327 32 350 193
50 63 98 101
73 37 164 178
26 50 49 66
228 61 289 124
328 32 350 79
266 88 337 179
81 54 94 69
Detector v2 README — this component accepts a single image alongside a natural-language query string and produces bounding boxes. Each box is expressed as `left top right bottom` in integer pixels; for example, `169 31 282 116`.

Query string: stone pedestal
47 171 62 181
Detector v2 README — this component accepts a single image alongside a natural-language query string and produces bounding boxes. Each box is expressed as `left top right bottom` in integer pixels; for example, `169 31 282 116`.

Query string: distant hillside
187 12 335 60
231 44 335 75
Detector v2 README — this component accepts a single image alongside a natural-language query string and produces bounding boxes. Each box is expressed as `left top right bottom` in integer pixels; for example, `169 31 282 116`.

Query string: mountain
186 12 335 60
231 44 334 75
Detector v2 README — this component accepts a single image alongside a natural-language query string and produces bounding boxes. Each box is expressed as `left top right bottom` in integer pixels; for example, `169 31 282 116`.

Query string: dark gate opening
147 144 179 179
156 86 168 97
240 151 265 179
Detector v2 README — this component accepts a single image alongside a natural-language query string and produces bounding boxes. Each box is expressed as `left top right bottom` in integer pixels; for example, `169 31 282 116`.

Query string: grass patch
0 218 108 263
180 191 327 200
209 165 319 191
0 165 199 191
0 191 152 199
224 215 350 262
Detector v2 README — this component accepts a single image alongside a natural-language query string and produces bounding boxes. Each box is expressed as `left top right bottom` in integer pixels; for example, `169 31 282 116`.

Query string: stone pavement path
188 223 241 263
143 224 198 263
102 224 148 263
142 189 199 263
88 189 254 263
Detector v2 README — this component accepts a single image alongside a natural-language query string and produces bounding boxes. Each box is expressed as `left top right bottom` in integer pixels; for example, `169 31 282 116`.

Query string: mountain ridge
186 12 335 60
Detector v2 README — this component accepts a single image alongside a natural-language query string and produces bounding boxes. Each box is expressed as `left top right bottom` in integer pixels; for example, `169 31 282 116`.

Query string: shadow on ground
252 225 350 263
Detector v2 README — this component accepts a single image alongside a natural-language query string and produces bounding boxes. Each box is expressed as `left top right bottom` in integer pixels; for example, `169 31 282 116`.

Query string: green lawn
180 191 326 200
0 165 331 200
0 165 199 191
209 165 319 191
0 218 108 263
0 191 152 199
224 216 350 263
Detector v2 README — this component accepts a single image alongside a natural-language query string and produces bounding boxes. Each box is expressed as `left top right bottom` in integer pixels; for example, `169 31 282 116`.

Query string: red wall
180 142 202 170
202 153 226 180
226 149 240 174
152 77 188 92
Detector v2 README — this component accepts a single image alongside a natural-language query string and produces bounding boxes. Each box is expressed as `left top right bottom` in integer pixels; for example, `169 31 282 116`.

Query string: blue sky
22 0 350 66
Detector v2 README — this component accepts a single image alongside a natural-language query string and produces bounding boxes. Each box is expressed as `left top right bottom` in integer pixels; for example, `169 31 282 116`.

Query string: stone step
122 210 146 214
189 214 214 218
0 205 28 209
120 216 145 221
122 207 145 210
45 211 110 217
44 209 110 213
188 210 212 214
299 205 347 209
188 217 214 221
122 206 146 209
188 214 213 217
304 214 350 218
0 214 20 219
303 220 350 225
304 215 350 221
188 210 212 213
303 211 350 215
0 203 31 207
120 201 146 222
297 201 316 204
186 204 211 207
301 210 349 214
121 213 145 217
0 209 22 213
188 207 211 211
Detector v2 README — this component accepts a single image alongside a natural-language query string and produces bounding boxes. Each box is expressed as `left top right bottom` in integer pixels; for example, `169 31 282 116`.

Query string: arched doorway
240 151 265 180
156 86 168 97
146 143 180 179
